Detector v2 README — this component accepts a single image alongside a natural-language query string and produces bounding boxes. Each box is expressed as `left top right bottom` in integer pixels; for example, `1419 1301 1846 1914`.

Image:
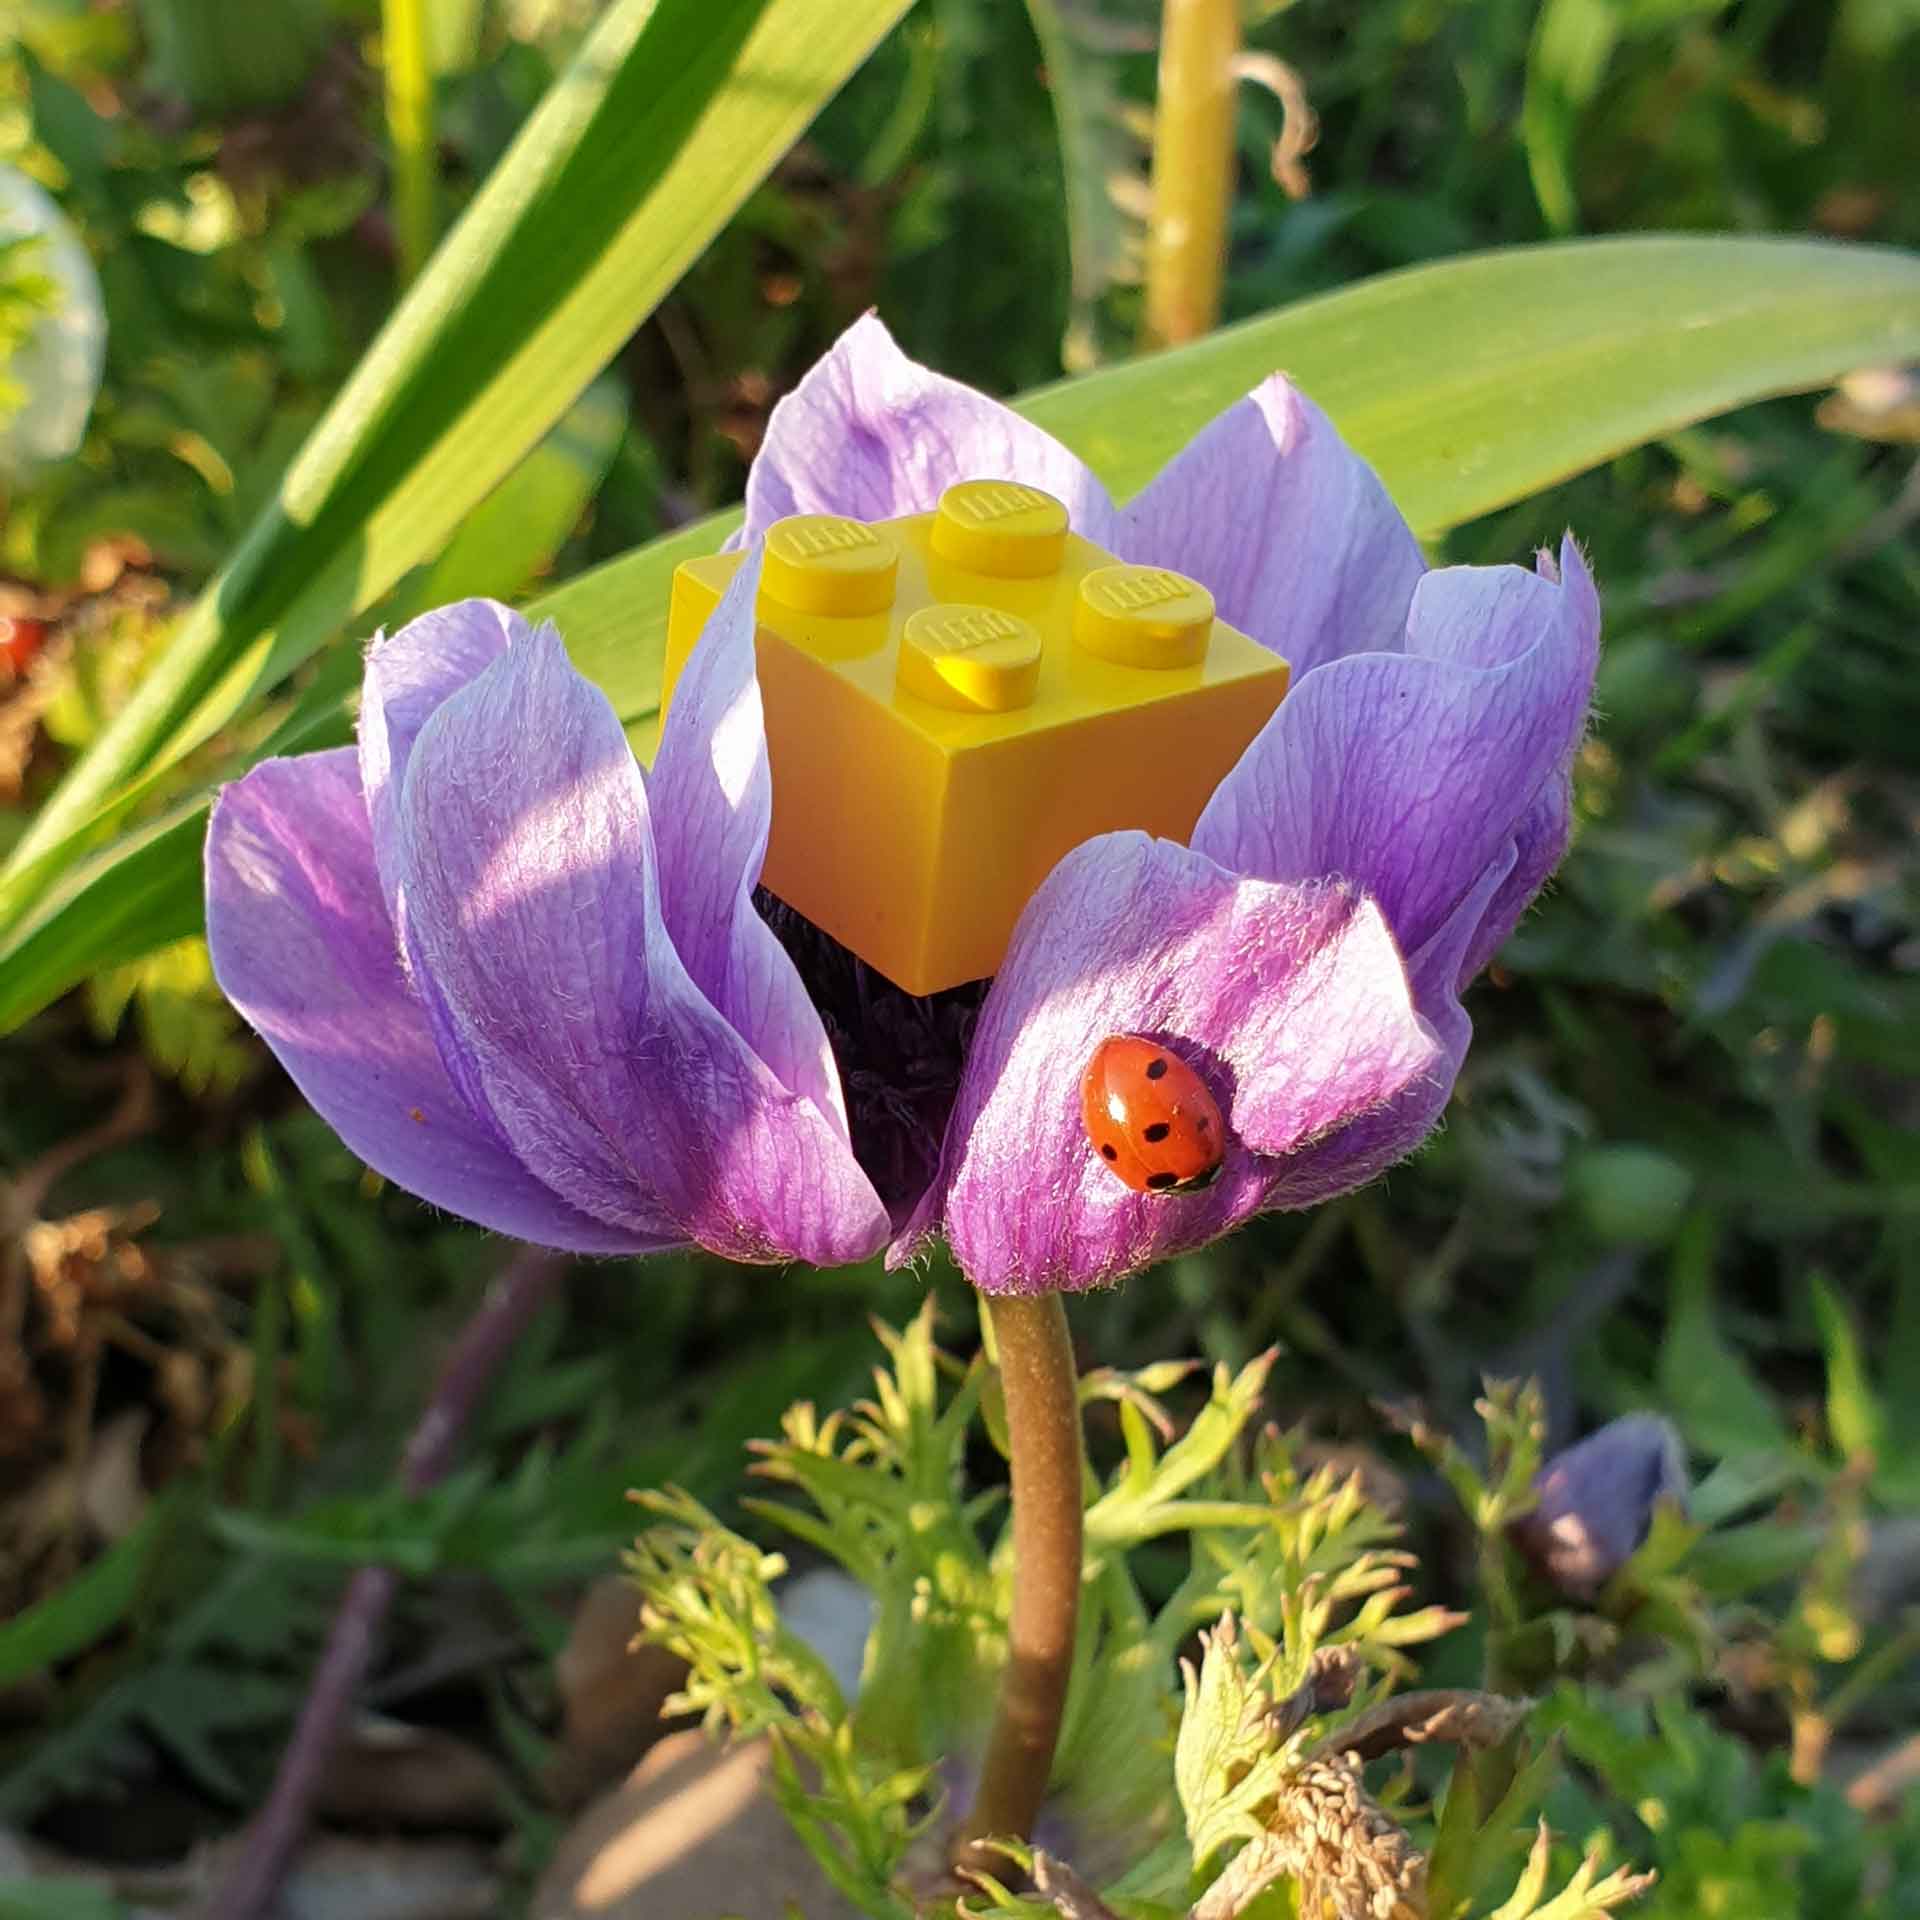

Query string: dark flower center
756 889 988 1229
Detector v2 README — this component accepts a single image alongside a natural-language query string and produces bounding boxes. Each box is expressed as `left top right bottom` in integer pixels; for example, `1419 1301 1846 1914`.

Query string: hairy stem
951 1292 1084 1876
207 1247 564 1920
1141 0 1241 349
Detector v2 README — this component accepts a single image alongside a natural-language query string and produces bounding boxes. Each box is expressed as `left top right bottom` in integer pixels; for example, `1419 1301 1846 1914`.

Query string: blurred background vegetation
2 0 1918 1913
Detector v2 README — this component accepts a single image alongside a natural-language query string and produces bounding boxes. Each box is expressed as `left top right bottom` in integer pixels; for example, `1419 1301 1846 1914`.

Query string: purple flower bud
1510 1413 1688 1601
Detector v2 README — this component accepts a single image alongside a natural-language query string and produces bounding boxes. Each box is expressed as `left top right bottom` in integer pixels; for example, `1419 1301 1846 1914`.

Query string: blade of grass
0 1500 175 1685
0 0 914 906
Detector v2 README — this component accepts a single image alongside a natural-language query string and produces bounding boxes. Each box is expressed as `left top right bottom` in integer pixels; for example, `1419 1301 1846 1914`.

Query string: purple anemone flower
206 316 1599 1293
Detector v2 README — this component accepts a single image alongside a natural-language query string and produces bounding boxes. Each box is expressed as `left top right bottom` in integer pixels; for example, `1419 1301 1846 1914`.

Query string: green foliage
4 0 1920 1908
0 1882 124 1920
1562 1146 1695 1250
630 1309 1634 1917
0 1097 898 1832
0 1537 323 1824
1539 1688 1920 1917
86 936 254 1094
632 1493 934 1915
0 1501 177 1688
1659 1214 1792 1464
1429 1744 1571 1920
1014 0 1141 371
0 0 920 923
1172 1618 1308 1874
137 0 333 114
0 227 58 421
1484 1827 1654 1920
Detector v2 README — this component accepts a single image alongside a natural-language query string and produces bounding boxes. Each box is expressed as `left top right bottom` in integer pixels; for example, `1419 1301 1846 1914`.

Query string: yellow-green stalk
1141 0 1241 349
381 0 437 286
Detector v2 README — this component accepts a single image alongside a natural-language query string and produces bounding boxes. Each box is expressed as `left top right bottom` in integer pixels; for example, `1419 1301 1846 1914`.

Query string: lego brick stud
763 514 900 616
931 480 1070 578
1072 564 1214 670
897 604 1043 713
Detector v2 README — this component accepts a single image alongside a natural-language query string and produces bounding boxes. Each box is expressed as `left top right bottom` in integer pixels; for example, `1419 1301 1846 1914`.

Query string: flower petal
1118 377 1425 675
206 748 654 1255
647 549 849 1136
1193 535 1599 960
1258 843 1513 1211
909 832 1437 1294
394 626 889 1267
1457 775 1570 989
739 313 1120 545
360 598 527 924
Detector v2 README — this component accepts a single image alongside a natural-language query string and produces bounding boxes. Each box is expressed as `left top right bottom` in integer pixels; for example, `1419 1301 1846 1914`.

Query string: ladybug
1081 1034 1225 1195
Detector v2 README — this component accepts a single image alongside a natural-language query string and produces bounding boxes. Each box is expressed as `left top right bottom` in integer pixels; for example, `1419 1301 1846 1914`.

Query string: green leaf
1173 1618 1292 1870
537 509 736 737
1430 1737 1562 1920
0 805 212 1033
1026 235 1920 535
0 1500 172 1686
0 0 916 906
1521 0 1623 233
1084 1349 1275 1549
1489 1829 1656 1920
1810 1272 1887 1465
5 235 1920 1030
0 1882 126 1920
400 375 629 617
140 0 332 113
86 934 256 1095
1686 1519 1830 1599
1657 1212 1793 1462
1019 0 1135 369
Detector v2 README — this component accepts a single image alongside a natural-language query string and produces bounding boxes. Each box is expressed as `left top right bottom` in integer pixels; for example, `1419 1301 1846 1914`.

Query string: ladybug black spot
1144 1057 1169 1081
1145 1170 1179 1191
1196 1116 1211 1131
1142 1121 1171 1143
1100 1143 1119 1162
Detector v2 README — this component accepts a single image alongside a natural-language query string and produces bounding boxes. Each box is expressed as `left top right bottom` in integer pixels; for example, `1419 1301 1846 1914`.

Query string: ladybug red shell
1081 1035 1225 1195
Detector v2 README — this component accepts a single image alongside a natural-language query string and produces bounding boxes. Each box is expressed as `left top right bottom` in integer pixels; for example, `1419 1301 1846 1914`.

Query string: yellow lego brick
662 484 1290 997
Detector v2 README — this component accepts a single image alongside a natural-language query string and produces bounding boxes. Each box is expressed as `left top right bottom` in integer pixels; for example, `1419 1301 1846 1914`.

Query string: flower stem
1141 0 1242 350
207 1248 563 1920
950 1292 1084 1877
381 0 437 286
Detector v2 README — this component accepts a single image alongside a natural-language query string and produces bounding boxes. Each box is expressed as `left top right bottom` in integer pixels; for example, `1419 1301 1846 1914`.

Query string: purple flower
1510 1414 1689 1600
206 317 1598 1291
